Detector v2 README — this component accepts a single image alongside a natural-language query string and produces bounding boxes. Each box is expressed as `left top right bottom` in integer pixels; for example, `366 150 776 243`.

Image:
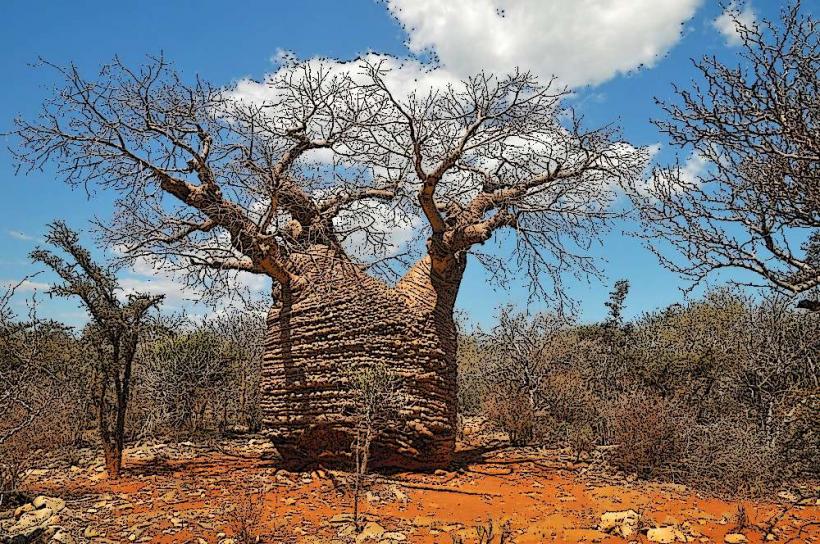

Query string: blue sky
0 1 800 328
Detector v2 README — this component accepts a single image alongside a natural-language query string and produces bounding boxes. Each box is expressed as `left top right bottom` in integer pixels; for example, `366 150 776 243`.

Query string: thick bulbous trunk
260 247 464 470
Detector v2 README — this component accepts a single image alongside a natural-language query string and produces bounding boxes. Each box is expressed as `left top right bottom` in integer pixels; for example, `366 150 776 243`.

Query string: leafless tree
12 55 646 467
0 279 47 446
345 363 406 530
205 304 267 432
1 277 99 496
474 307 576 444
31 221 162 478
141 328 230 435
627 1 819 309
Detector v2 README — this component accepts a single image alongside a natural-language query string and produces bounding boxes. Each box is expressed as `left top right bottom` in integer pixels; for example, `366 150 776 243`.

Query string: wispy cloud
1 279 50 292
713 2 756 46
6 229 40 242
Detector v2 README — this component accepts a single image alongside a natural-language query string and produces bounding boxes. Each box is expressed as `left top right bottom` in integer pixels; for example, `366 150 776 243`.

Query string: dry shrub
566 423 597 462
129 308 266 440
482 390 534 446
768 391 819 480
138 330 231 437
451 518 515 544
462 292 818 495
0 430 32 494
606 391 694 479
607 397 781 493
0 401 82 492
225 489 266 544
535 370 601 456
682 420 780 495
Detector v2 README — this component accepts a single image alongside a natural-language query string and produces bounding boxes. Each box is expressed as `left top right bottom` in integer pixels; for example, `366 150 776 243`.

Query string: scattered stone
31 497 65 514
599 510 640 538
412 515 436 527
51 529 76 544
390 486 407 503
355 522 385 543
337 524 356 538
160 491 176 503
8 525 45 543
647 526 687 543
10 507 54 533
724 534 748 544
380 531 407 542
660 483 688 494
83 526 100 538
777 491 798 502
0 496 71 544
13 504 34 519
365 491 380 504
330 513 353 525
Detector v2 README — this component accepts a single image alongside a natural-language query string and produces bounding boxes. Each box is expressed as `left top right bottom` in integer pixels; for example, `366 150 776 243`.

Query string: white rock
356 522 386 543
599 510 641 538
10 507 54 532
647 526 687 543
52 529 76 544
33 496 66 514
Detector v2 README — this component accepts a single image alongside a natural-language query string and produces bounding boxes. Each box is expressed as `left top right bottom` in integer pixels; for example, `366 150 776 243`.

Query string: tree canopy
13 56 648 304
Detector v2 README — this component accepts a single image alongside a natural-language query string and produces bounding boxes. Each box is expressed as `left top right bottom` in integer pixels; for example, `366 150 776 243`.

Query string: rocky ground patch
1 428 817 543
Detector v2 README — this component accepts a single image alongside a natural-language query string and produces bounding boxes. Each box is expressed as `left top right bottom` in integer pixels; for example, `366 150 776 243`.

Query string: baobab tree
628 1 819 310
12 55 647 468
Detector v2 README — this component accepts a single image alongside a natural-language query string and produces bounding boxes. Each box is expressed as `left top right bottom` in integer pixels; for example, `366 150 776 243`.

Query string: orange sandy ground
20 439 820 544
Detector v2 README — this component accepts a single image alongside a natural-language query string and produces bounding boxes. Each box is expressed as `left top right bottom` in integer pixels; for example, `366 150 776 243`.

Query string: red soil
20 438 819 544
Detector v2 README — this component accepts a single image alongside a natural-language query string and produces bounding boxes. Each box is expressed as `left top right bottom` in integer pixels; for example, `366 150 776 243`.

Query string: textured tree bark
260 246 465 470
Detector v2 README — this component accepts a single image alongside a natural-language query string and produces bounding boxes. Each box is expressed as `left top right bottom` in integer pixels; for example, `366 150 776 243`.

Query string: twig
375 477 502 497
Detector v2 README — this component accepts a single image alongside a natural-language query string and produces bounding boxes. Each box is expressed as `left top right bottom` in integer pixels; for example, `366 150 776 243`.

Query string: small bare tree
31 221 162 478
627 1 819 309
604 279 630 328
346 363 406 530
0 279 47 447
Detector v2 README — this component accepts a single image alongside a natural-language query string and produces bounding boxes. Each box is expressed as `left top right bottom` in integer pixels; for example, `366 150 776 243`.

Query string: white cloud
1 279 50 292
636 151 708 196
230 53 461 108
119 256 270 310
228 52 649 258
119 256 199 309
335 202 424 263
6 229 39 242
713 2 756 46
646 143 663 161
679 152 708 186
386 0 703 87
